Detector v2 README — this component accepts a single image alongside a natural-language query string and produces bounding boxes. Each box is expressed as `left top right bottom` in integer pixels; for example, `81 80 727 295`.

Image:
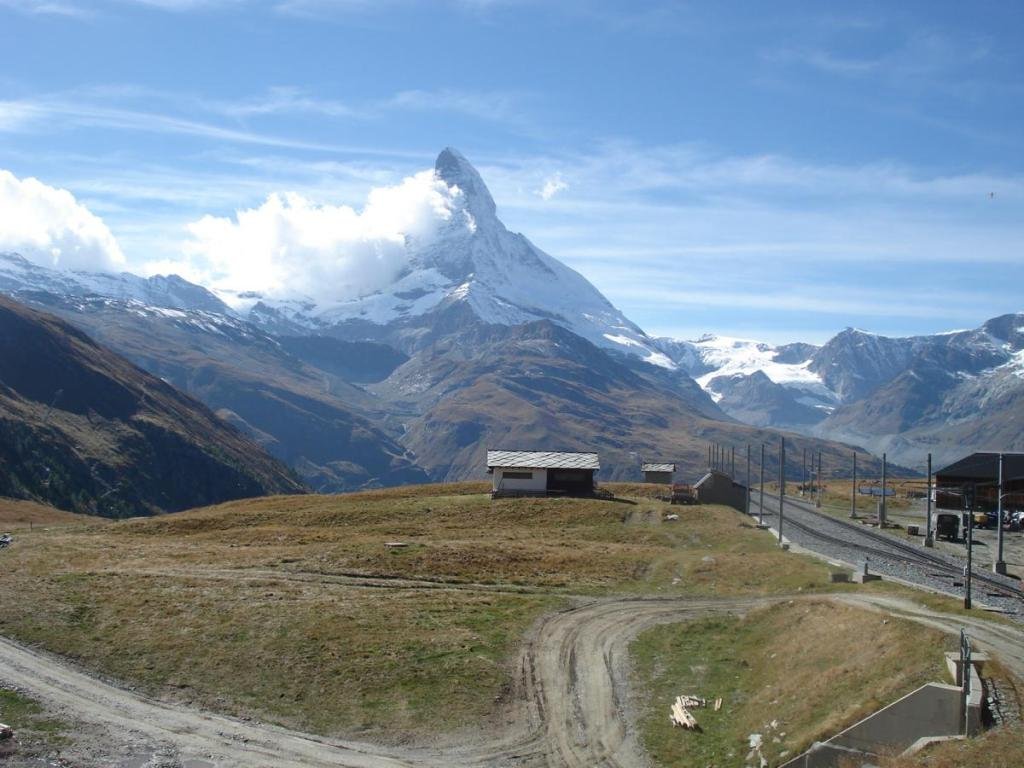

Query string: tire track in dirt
2 583 1022 767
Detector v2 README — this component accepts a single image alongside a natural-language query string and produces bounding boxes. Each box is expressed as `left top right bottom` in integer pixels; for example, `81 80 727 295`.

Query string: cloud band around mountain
177 169 470 304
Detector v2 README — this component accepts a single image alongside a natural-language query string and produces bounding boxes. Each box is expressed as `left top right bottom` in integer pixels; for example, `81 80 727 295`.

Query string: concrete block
852 570 881 583
945 651 991 686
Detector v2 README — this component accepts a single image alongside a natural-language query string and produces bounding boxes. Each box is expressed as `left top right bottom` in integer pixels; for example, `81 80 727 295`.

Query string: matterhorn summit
304 148 671 365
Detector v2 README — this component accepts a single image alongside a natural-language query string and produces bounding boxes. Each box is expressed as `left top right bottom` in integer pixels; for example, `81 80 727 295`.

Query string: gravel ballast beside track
750 492 1024 620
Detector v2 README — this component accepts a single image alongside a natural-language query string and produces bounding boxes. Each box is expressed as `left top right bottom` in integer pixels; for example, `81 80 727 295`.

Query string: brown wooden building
694 470 748 512
934 452 1024 512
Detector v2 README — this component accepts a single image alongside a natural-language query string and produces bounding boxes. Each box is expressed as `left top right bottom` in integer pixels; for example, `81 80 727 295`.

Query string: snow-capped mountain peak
267 148 669 366
435 146 496 220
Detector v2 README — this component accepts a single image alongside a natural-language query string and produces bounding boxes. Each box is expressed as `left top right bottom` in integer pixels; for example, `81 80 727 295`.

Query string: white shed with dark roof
487 450 600 496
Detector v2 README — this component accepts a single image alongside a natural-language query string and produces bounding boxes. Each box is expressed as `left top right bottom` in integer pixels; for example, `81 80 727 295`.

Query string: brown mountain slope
19 294 429 492
0 296 305 516
377 319 886 482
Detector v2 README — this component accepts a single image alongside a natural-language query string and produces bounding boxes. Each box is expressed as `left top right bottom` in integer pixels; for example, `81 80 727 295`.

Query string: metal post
965 485 973 610
759 443 765 527
995 453 1006 575
746 444 751 516
924 453 934 547
731 446 735 477
851 452 857 518
802 448 807 497
880 452 888 528
961 629 972 735
778 437 786 545
707 444 711 469
816 451 823 508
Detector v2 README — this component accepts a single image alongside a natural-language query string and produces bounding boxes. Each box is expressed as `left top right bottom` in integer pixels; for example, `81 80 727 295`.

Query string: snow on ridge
651 332 836 401
603 333 676 369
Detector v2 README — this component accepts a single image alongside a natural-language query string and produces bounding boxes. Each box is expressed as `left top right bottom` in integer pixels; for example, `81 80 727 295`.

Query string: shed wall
492 468 547 492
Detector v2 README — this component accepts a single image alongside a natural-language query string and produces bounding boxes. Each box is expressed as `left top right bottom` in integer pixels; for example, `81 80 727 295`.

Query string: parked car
936 513 959 541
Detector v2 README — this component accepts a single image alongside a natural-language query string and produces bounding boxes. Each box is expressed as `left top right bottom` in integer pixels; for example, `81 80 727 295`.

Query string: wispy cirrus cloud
0 83 537 143
207 86 357 119
0 0 91 16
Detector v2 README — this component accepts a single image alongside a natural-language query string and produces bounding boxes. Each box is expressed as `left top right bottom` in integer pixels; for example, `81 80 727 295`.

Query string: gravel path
3 583 1024 768
750 491 1024 620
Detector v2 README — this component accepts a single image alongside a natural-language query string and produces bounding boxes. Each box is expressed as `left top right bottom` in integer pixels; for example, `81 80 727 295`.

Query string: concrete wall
492 468 547 492
780 683 965 768
829 683 963 754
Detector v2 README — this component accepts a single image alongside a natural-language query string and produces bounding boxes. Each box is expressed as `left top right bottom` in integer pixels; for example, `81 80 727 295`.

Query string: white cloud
173 169 468 303
0 169 125 270
537 172 568 200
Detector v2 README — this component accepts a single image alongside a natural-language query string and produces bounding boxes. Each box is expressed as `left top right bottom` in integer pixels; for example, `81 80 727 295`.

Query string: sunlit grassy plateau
0 483 1016 763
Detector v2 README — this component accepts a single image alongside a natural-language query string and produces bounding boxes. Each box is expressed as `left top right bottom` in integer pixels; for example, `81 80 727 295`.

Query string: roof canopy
642 463 676 473
643 462 675 475
487 450 600 470
935 452 1024 482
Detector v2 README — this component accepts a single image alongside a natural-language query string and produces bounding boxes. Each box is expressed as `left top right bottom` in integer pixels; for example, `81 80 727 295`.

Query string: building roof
694 470 745 489
487 450 600 471
642 462 676 473
935 452 1024 482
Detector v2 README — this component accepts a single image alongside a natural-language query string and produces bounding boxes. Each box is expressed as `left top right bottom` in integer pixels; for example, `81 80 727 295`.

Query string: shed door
547 469 594 494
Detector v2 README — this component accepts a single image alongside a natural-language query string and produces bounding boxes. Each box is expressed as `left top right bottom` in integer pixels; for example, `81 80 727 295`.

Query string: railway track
752 491 1024 615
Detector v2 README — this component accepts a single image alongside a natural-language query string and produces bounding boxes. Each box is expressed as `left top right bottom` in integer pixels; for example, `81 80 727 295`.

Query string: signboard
858 486 895 497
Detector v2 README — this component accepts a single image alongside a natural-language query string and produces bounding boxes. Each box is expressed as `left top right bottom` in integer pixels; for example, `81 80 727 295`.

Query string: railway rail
751 491 1023 616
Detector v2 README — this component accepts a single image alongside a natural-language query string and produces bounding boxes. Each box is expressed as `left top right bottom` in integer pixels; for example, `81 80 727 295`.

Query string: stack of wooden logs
669 695 722 731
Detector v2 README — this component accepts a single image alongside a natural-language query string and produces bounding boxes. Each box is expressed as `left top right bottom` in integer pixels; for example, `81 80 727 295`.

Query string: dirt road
2 584 1022 768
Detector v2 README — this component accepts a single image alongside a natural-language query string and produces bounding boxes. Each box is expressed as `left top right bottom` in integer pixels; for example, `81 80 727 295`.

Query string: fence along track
753 491 1024 606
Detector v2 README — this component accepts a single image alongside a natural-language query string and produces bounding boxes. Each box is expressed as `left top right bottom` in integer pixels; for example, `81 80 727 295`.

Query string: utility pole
924 453 934 548
746 444 751 516
965 483 974 610
759 443 766 527
778 437 786 545
851 452 858 518
816 451 823 508
879 452 888 528
802 448 807 496
995 453 1006 575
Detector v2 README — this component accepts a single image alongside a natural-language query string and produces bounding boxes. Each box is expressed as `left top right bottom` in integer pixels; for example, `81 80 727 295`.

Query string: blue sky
0 0 1022 343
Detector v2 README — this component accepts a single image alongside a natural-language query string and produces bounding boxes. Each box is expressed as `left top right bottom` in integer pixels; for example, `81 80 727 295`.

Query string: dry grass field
0 498 99 529
0 482 832 744
0 482 1015 761
630 600 953 767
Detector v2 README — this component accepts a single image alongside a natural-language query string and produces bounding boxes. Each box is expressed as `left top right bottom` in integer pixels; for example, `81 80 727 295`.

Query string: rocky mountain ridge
0 295 304 515
2 147 1008 483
